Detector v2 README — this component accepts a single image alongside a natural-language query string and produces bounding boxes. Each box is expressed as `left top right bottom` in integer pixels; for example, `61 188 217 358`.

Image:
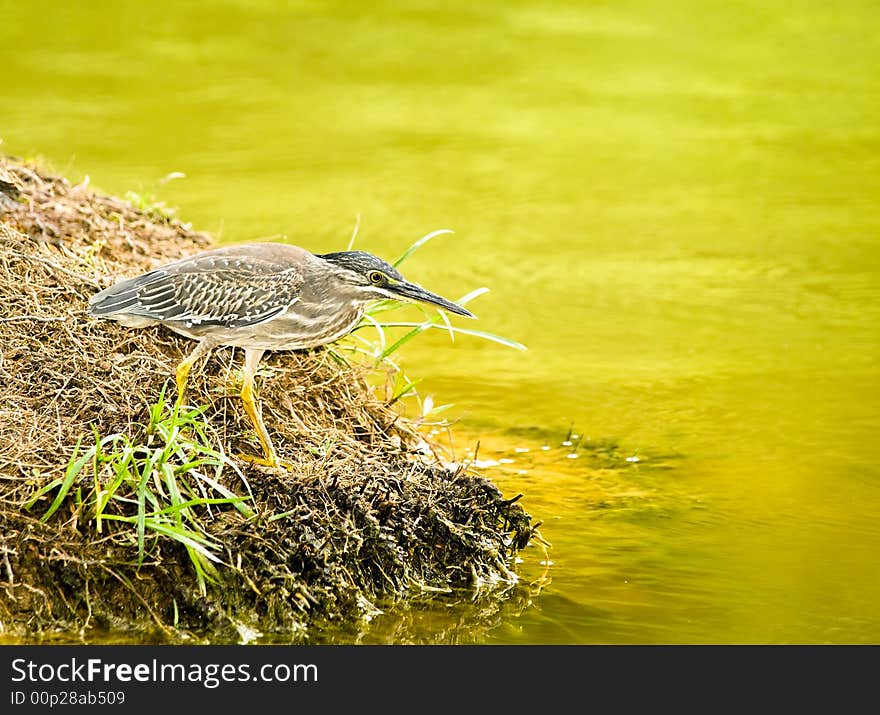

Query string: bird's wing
90 254 303 329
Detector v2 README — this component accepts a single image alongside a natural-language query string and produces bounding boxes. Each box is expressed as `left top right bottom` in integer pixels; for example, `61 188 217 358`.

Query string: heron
88 242 474 467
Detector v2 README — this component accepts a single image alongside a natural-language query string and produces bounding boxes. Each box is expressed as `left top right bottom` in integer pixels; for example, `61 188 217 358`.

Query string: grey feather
89 250 304 329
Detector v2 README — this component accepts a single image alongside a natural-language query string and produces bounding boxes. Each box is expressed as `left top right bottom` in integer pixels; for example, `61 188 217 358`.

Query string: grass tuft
25 385 252 595
358 231 528 358
339 229 527 415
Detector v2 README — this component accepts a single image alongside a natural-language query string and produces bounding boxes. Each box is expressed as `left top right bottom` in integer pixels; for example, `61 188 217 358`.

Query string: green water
3 0 879 643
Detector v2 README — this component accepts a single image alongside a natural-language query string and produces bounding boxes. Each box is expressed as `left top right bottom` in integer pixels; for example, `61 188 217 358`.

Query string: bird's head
317 250 475 318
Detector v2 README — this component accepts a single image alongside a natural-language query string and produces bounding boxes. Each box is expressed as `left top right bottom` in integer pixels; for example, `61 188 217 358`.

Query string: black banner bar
0 645 875 709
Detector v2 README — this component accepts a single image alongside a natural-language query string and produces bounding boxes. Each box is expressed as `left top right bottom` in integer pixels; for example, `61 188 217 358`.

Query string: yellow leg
238 348 281 468
175 339 213 409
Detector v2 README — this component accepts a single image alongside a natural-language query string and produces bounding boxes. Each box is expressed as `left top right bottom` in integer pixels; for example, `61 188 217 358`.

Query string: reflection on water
2 0 879 643
308 585 541 645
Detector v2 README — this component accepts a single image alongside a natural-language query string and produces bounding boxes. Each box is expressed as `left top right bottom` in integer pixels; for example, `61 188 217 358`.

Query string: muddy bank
0 158 536 642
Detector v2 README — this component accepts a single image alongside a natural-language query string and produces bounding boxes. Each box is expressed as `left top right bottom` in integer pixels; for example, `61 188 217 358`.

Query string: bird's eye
368 271 384 284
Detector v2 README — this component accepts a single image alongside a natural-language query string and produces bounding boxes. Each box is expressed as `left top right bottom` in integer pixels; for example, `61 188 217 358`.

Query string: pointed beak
388 281 476 318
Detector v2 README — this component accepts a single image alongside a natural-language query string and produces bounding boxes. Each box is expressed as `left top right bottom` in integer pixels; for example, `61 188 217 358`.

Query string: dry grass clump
0 157 536 642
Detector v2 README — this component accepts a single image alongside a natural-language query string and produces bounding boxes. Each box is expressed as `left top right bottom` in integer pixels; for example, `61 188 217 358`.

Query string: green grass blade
155 496 248 517
136 455 149 566
374 286 498 359
145 520 221 561
101 515 221 562
436 306 455 342
374 322 527 351
357 311 386 353
379 322 432 360
162 463 189 527
188 469 255 518
96 446 134 529
23 477 66 511
41 439 97 522
363 298 405 316
392 228 454 268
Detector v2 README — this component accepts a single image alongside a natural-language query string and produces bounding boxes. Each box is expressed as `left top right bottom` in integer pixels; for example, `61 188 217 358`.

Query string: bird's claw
235 452 293 471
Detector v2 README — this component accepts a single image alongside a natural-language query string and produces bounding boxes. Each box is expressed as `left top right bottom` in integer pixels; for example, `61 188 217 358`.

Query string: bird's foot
235 452 293 471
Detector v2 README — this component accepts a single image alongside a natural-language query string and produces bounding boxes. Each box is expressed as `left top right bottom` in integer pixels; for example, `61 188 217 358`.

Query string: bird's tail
88 272 161 316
